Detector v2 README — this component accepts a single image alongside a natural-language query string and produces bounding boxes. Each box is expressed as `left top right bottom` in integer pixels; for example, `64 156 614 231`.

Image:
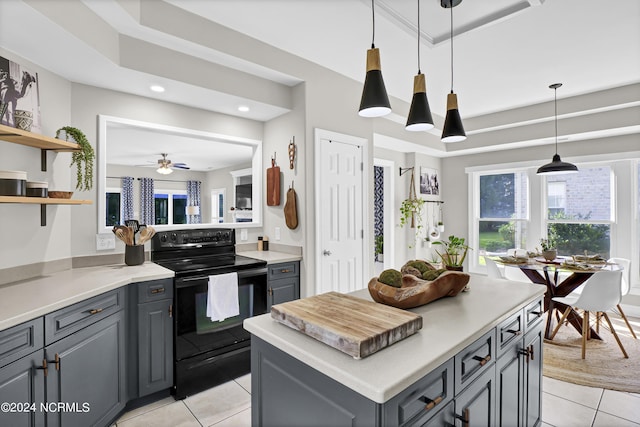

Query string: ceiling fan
154 153 190 174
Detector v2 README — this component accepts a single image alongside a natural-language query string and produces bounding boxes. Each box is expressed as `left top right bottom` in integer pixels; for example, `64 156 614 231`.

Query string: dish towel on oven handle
207 272 240 321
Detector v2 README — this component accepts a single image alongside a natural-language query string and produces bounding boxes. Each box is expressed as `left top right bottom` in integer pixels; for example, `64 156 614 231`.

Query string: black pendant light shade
441 92 466 142
537 83 578 175
359 47 392 117
406 73 434 131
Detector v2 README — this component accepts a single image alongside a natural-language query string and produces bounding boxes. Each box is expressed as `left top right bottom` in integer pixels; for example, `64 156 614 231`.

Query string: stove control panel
153 229 235 248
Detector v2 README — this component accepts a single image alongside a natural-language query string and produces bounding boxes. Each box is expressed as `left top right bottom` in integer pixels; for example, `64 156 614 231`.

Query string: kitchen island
244 274 546 426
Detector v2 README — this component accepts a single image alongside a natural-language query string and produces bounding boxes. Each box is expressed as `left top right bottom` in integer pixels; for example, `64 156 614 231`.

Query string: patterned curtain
139 178 155 225
121 176 134 222
186 180 202 224
374 166 384 236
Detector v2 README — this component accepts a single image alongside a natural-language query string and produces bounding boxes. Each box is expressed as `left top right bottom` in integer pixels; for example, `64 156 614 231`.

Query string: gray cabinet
129 278 174 398
267 262 300 310
496 298 543 427
0 349 45 427
45 307 126 427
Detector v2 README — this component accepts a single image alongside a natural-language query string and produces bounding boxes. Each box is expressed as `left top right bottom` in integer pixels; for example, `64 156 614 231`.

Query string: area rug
543 318 640 393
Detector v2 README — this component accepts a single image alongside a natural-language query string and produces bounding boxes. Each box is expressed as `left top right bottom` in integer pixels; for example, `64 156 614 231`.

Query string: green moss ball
379 269 403 288
422 269 447 281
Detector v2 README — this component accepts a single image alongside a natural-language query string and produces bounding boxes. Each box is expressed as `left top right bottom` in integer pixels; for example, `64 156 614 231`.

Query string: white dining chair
549 270 628 359
607 257 636 339
485 257 505 279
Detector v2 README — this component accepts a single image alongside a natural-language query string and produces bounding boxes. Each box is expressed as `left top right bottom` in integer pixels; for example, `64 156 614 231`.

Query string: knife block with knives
266 156 280 206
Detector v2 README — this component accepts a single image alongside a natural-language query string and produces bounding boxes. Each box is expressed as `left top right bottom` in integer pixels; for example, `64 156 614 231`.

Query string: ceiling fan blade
173 164 190 169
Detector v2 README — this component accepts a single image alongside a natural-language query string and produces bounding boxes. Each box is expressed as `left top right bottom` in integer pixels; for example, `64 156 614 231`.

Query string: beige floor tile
116 401 199 427
598 389 640 424
209 408 251 427
116 396 176 422
184 380 251 426
234 374 251 394
543 376 604 409
593 411 640 427
542 392 597 427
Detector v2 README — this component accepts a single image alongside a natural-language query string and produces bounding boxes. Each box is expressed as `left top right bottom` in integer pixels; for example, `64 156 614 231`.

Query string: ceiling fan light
537 154 579 175
156 166 173 175
406 73 434 131
441 92 466 142
359 48 391 117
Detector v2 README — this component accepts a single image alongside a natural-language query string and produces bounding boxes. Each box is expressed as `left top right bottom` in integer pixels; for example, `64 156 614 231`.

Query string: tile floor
115 316 640 427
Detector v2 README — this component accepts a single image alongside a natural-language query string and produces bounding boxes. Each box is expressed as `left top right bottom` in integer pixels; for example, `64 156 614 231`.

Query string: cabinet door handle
169 304 173 318
472 354 491 366
528 344 534 361
519 345 534 363
506 329 522 336
455 408 470 427
151 287 165 294
49 353 60 371
36 358 48 377
89 308 103 315
268 288 273 296
420 395 443 410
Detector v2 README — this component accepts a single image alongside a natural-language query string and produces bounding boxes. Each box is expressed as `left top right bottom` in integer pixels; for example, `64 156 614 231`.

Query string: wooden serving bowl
368 271 470 309
48 191 74 199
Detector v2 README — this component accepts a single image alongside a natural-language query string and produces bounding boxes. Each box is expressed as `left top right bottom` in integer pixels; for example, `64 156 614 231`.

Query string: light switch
275 227 281 241
240 229 248 241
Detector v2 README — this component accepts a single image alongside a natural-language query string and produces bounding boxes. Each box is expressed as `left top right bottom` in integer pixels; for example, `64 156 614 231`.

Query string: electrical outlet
240 229 248 241
275 227 281 241
96 233 115 251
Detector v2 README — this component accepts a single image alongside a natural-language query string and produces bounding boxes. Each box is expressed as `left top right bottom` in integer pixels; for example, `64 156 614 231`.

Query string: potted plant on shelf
374 234 384 263
540 237 557 261
56 126 94 191
433 235 471 271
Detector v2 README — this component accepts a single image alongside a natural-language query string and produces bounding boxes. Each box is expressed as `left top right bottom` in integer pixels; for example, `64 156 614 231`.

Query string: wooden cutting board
270 291 422 359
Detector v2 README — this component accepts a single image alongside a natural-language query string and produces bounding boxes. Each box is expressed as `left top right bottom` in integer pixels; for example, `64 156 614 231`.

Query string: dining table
492 255 623 341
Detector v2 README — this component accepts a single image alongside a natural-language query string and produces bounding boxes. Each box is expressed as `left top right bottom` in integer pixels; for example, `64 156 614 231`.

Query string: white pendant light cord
449 3 454 94
370 0 376 48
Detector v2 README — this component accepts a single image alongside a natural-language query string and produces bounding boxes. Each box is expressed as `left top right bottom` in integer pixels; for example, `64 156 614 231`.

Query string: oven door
175 267 268 361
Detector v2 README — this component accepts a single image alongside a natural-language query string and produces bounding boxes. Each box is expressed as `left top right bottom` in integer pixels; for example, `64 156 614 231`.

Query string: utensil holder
125 245 145 266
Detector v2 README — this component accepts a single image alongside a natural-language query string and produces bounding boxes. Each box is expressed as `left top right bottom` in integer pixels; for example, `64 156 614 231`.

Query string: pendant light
359 0 391 117
406 0 434 131
537 83 578 175
441 0 466 143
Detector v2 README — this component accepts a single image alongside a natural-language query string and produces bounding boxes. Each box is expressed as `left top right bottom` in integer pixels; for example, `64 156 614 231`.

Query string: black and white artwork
420 167 439 196
0 56 41 132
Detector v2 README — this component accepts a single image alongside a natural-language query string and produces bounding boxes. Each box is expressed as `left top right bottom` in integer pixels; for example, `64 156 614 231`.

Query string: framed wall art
420 167 439 196
0 55 41 132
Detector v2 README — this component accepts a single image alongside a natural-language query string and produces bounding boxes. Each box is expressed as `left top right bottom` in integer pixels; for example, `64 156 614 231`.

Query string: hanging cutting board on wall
266 157 280 206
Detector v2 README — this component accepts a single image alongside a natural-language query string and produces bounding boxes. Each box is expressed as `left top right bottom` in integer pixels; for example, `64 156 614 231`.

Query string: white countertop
244 274 545 403
0 262 174 331
239 250 302 263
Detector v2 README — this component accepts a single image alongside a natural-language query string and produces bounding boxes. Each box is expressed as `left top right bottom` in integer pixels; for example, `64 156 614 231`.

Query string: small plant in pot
56 126 94 191
433 235 471 271
540 237 557 261
374 234 384 263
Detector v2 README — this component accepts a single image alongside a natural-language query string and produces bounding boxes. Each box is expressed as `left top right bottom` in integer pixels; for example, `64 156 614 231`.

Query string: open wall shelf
0 196 92 226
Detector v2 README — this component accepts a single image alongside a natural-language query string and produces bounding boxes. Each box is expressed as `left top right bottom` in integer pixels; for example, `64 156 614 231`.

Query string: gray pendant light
441 0 466 143
406 0 434 131
537 83 578 175
359 0 391 118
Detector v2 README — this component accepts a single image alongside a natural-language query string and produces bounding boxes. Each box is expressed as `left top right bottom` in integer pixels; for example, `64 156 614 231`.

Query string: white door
316 132 366 295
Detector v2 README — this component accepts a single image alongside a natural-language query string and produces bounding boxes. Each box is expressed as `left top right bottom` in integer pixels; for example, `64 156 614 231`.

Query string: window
545 166 612 258
154 191 187 225
105 190 122 226
476 171 529 258
211 189 225 223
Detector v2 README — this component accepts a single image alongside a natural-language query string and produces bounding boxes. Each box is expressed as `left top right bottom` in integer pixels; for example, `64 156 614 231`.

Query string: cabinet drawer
385 359 454 426
137 278 173 303
524 297 544 332
45 288 124 345
0 318 44 368
268 262 299 280
497 310 523 357
454 329 496 395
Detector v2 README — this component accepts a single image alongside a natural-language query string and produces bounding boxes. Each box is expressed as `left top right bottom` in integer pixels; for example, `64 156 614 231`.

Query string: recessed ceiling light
238 105 250 112
150 85 165 93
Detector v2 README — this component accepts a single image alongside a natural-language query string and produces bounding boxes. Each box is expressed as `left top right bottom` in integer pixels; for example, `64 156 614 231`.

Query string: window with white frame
210 188 225 223
476 171 529 262
545 166 612 258
547 181 566 216
154 190 188 225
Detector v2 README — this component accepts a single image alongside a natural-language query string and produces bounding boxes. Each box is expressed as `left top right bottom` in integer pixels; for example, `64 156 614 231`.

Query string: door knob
323 250 332 256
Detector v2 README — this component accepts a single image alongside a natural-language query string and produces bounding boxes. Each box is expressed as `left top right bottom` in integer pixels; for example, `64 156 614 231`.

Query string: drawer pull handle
89 308 103 315
421 395 443 410
151 288 165 294
472 354 491 366
530 311 543 317
506 329 522 336
455 408 470 427
280 269 291 273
